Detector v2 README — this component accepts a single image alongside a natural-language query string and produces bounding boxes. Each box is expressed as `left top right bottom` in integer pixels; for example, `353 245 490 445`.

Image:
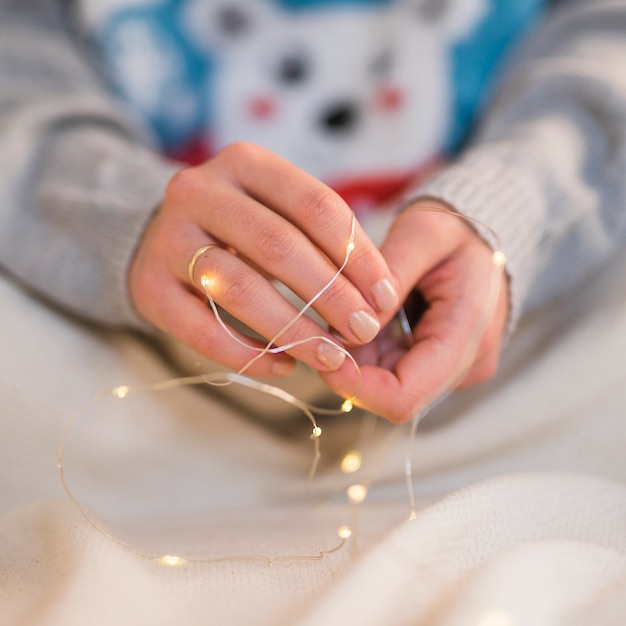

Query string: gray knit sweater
1 0 625 335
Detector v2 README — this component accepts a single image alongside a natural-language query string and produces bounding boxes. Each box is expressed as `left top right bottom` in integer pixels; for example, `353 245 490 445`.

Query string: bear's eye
370 48 393 77
275 49 310 85
216 4 250 36
418 0 449 22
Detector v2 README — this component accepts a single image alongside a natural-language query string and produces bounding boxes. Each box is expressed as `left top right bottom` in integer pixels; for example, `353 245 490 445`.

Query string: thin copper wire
57 205 506 563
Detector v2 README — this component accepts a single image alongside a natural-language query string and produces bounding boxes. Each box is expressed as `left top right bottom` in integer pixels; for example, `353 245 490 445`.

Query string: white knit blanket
2 249 626 625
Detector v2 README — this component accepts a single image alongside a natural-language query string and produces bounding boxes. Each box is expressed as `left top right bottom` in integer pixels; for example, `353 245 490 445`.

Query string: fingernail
272 359 296 377
317 341 346 370
372 278 399 312
348 310 380 343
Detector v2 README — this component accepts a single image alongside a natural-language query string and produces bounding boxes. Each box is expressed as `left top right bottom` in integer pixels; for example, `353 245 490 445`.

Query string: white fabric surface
2 246 626 625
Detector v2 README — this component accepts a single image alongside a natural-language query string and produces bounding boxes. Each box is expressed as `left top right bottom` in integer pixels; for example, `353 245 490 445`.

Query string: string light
199 213 362 400
337 526 352 539
57 215 362 565
492 250 507 268
112 385 129 399
476 610 516 626
56 373 355 565
340 451 362 474
398 201 507 521
346 484 368 504
341 398 354 413
57 205 506 565
157 555 187 567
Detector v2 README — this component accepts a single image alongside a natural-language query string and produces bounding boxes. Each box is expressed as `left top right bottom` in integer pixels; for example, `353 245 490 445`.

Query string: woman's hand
129 142 400 378
321 199 510 423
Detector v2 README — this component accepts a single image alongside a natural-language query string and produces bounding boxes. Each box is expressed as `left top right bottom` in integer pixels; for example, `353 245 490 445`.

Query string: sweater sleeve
412 0 626 331
0 0 180 328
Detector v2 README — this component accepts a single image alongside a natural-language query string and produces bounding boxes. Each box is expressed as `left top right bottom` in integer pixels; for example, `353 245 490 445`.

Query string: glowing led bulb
347 483 367 503
157 555 187 567
492 250 506 268
346 241 355 253
311 426 322 438
476 610 516 626
112 386 129 399
200 274 213 289
340 450 362 474
337 525 352 539
341 398 354 413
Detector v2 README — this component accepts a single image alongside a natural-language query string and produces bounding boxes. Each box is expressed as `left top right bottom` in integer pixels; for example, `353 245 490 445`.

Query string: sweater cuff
34 126 181 330
93 149 181 330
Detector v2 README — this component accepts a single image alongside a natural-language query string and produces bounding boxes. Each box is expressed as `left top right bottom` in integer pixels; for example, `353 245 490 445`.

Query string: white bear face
85 0 487 207
181 0 486 187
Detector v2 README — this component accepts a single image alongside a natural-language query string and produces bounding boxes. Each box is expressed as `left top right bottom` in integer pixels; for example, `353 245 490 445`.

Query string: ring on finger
188 243 223 287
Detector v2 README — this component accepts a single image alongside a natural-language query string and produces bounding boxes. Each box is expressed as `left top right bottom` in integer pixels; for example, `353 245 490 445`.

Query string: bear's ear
181 0 278 53
400 0 487 41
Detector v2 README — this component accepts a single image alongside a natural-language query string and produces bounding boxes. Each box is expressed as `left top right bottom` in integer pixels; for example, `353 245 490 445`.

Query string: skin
130 142 509 423
322 201 510 423
130 142 399 378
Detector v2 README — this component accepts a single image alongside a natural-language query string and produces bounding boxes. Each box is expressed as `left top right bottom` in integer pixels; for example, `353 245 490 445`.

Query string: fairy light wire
57 204 506 564
200 212 362 402
56 373 352 565
56 215 362 566
397 202 507 520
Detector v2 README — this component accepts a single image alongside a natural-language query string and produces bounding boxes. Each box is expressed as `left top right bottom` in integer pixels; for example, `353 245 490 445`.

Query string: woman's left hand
321 199 510 423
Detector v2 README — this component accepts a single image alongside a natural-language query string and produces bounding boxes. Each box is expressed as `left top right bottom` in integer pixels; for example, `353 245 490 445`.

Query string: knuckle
195 326 227 356
219 140 259 165
164 166 202 205
346 243 371 268
256 224 298 264
218 273 260 309
279 320 313 350
319 278 349 312
300 187 344 230
387 398 419 424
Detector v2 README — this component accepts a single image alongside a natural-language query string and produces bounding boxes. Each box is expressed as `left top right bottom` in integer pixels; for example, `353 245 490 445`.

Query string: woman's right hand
129 142 400 378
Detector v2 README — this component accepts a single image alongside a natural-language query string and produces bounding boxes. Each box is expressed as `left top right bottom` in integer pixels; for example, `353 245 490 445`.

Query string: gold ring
188 243 222 286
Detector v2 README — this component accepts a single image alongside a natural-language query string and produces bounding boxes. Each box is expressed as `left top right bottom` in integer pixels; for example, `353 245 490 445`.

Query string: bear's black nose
320 102 359 134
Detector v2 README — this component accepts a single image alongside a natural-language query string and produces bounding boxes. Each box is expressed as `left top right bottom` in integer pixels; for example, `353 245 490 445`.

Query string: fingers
229 144 400 312
146 279 298 378
321 232 508 422
132 142 400 379
322 285 484 421
376 201 468 324
132 160 509 418
167 144 399 341
185 244 350 372
133 238 352 377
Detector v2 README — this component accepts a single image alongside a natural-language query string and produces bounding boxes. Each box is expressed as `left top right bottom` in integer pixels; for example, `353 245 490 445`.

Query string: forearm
413 0 626 329
0 1 178 327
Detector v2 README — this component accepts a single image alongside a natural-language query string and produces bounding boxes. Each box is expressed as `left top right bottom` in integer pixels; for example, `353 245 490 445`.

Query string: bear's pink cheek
246 95 277 121
373 84 405 114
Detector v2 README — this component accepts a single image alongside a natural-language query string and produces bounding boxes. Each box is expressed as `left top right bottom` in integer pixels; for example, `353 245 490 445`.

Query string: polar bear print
89 0 487 208
181 0 487 208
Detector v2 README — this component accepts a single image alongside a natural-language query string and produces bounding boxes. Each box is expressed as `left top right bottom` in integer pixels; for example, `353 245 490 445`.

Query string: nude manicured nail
348 310 380 343
372 278 399 312
317 342 346 370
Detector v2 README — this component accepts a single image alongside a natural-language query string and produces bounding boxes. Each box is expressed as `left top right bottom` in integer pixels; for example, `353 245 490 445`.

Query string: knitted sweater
0 0 625 335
